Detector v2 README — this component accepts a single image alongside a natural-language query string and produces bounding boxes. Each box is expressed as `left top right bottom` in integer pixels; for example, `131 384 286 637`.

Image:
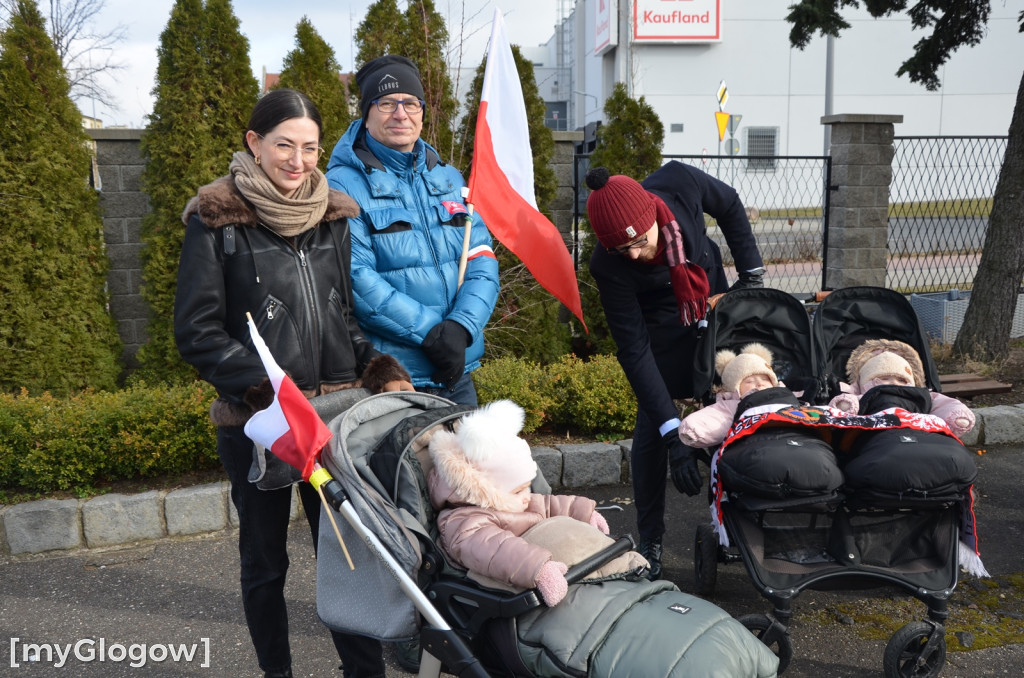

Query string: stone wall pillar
551 131 584 244
821 114 902 289
87 128 149 370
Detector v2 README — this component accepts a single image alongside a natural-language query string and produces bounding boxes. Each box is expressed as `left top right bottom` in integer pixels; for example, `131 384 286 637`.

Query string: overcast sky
84 0 561 127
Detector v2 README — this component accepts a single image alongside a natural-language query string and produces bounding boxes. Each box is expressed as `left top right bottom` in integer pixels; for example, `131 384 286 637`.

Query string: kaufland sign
634 0 721 42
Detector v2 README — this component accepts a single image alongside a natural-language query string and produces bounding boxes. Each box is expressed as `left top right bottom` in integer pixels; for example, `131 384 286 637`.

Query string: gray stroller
307 390 779 678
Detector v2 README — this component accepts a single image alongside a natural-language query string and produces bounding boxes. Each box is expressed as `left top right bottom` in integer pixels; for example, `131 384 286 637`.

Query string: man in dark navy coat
585 162 765 579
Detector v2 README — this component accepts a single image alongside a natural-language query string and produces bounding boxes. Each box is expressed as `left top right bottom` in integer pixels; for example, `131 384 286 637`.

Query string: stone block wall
821 114 902 289
87 128 149 370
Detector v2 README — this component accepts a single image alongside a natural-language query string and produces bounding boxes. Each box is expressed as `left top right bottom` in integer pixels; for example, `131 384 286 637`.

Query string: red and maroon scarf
653 195 709 325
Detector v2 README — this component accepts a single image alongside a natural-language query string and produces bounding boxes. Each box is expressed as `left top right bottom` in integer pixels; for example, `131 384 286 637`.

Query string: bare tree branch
1 0 127 108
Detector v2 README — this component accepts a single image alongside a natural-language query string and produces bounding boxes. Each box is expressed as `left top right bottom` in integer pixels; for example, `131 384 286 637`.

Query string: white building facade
530 0 1023 157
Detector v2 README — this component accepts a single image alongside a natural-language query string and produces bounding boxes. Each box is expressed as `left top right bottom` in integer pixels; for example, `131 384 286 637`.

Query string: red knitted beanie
584 167 656 249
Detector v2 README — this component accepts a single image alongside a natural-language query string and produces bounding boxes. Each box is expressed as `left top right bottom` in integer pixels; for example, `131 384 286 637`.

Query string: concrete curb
2 403 1021 559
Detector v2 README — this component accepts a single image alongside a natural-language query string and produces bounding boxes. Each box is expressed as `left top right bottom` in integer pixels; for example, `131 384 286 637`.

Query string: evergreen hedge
0 361 637 501
0 382 219 498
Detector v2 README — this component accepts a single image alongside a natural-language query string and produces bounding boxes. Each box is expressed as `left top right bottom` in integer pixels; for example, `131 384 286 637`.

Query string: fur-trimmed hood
180 175 360 229
428 401 538 513
846 339 925 391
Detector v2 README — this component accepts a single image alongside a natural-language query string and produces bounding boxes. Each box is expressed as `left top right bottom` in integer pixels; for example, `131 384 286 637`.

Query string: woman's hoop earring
255 155 261 166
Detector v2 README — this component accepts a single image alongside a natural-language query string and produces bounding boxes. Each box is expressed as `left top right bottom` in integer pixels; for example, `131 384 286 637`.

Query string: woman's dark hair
243 88 323 154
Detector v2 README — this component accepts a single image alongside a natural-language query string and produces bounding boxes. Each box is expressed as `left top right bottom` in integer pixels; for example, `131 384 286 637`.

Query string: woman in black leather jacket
173 89 411 678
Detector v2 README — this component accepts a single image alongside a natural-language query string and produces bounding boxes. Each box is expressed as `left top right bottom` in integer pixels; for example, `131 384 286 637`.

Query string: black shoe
264 669 292 678
638 537 663 580
393 637 421 673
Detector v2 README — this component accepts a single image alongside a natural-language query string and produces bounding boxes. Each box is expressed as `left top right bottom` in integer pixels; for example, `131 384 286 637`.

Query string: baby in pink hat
427 400 628 606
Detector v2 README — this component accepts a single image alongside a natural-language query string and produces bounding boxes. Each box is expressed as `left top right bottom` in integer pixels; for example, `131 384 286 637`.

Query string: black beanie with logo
356 55 426 118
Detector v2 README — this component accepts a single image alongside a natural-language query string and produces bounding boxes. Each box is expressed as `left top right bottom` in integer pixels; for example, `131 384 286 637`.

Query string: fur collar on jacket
180 175 359 229
429 429 527 514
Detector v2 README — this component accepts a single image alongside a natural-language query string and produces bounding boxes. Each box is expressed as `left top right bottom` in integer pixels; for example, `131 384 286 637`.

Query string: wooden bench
939 373 1013 398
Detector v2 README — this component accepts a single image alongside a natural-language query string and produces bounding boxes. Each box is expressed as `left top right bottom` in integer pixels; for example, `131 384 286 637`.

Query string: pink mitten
535 560 568 606
945 406 976 435
588 511 610 535
829 392 860 414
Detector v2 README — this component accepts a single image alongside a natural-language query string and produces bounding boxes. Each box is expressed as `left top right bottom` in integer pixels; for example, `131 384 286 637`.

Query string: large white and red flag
243 314 331 481
466 8 586 330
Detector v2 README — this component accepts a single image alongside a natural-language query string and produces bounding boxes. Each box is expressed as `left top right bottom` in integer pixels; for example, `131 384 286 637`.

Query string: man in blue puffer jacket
326 55 499 407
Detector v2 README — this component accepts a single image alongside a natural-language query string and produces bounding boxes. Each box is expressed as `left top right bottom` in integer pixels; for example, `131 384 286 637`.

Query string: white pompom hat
428 400 538 512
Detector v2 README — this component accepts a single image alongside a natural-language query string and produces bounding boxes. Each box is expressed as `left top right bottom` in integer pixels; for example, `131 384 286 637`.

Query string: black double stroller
686 286 983 678
308 390 779 678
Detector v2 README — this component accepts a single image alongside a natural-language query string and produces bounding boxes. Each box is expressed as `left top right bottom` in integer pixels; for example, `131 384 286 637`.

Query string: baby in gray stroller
314 391 779 678
426 400 648 607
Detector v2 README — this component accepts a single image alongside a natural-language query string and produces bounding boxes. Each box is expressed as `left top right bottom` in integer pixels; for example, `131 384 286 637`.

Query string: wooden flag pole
316 480 355 570
457 187 474 288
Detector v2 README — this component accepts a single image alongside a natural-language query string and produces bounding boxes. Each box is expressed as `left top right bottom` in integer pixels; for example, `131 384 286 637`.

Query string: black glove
421 319 470 390
729 267 765 291
664 433 702 496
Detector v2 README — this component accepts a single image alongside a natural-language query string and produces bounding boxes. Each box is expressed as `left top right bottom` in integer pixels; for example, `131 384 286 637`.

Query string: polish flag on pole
466 8 587 331
243 314 331 481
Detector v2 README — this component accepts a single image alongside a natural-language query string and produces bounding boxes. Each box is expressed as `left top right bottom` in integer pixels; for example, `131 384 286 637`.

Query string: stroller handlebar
564 535 637 585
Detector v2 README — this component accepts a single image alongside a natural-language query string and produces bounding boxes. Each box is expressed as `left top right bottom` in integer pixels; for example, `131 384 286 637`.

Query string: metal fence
573 154 832 294
888 136 1007 293
573 138 1008 296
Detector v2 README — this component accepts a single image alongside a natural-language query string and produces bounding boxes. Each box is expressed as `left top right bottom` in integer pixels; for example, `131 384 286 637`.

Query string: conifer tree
589 82 664 180
136 0 256 382
402 0 458 157
203 0 258 158
277 16 351 168
0 0 122 395
354 0 405 67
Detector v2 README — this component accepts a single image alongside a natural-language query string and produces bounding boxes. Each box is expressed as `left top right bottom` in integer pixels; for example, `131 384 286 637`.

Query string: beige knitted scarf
229 151 329 237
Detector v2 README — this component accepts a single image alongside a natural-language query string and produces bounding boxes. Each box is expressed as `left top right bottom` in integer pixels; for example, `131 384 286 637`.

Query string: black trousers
218 425 385 677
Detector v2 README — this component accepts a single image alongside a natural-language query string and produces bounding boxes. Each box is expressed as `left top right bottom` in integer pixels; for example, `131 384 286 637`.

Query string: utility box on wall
910 290 1024 344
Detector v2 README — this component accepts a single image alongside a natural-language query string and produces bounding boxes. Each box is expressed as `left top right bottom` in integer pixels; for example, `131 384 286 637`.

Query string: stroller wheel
693 523 719 596
883 621 946 678
737 614 793 675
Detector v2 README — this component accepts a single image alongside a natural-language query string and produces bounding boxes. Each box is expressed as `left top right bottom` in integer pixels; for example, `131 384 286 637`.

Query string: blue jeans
417 372 478 406
218 426 384 677
629 409 668 542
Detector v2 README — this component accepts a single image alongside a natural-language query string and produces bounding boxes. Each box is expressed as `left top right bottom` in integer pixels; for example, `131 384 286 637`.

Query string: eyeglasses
609 234 649 255
256 134 324 162
372 98 425 114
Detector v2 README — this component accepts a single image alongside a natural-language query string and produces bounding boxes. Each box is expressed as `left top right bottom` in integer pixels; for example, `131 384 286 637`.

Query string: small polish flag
243 314 331 481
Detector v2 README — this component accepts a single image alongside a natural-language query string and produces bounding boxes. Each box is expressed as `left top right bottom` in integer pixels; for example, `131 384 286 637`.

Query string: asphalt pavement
2 446 1022 677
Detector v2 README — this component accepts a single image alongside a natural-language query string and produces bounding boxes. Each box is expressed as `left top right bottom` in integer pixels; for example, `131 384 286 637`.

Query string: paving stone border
2 404 1020 558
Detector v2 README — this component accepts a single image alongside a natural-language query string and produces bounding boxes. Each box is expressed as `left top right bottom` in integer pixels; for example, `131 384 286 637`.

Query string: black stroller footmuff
714 388 844 501
842 428 978 503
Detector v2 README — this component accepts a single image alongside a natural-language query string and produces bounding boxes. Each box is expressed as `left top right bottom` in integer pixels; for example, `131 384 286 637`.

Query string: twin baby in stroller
683 286 985 678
